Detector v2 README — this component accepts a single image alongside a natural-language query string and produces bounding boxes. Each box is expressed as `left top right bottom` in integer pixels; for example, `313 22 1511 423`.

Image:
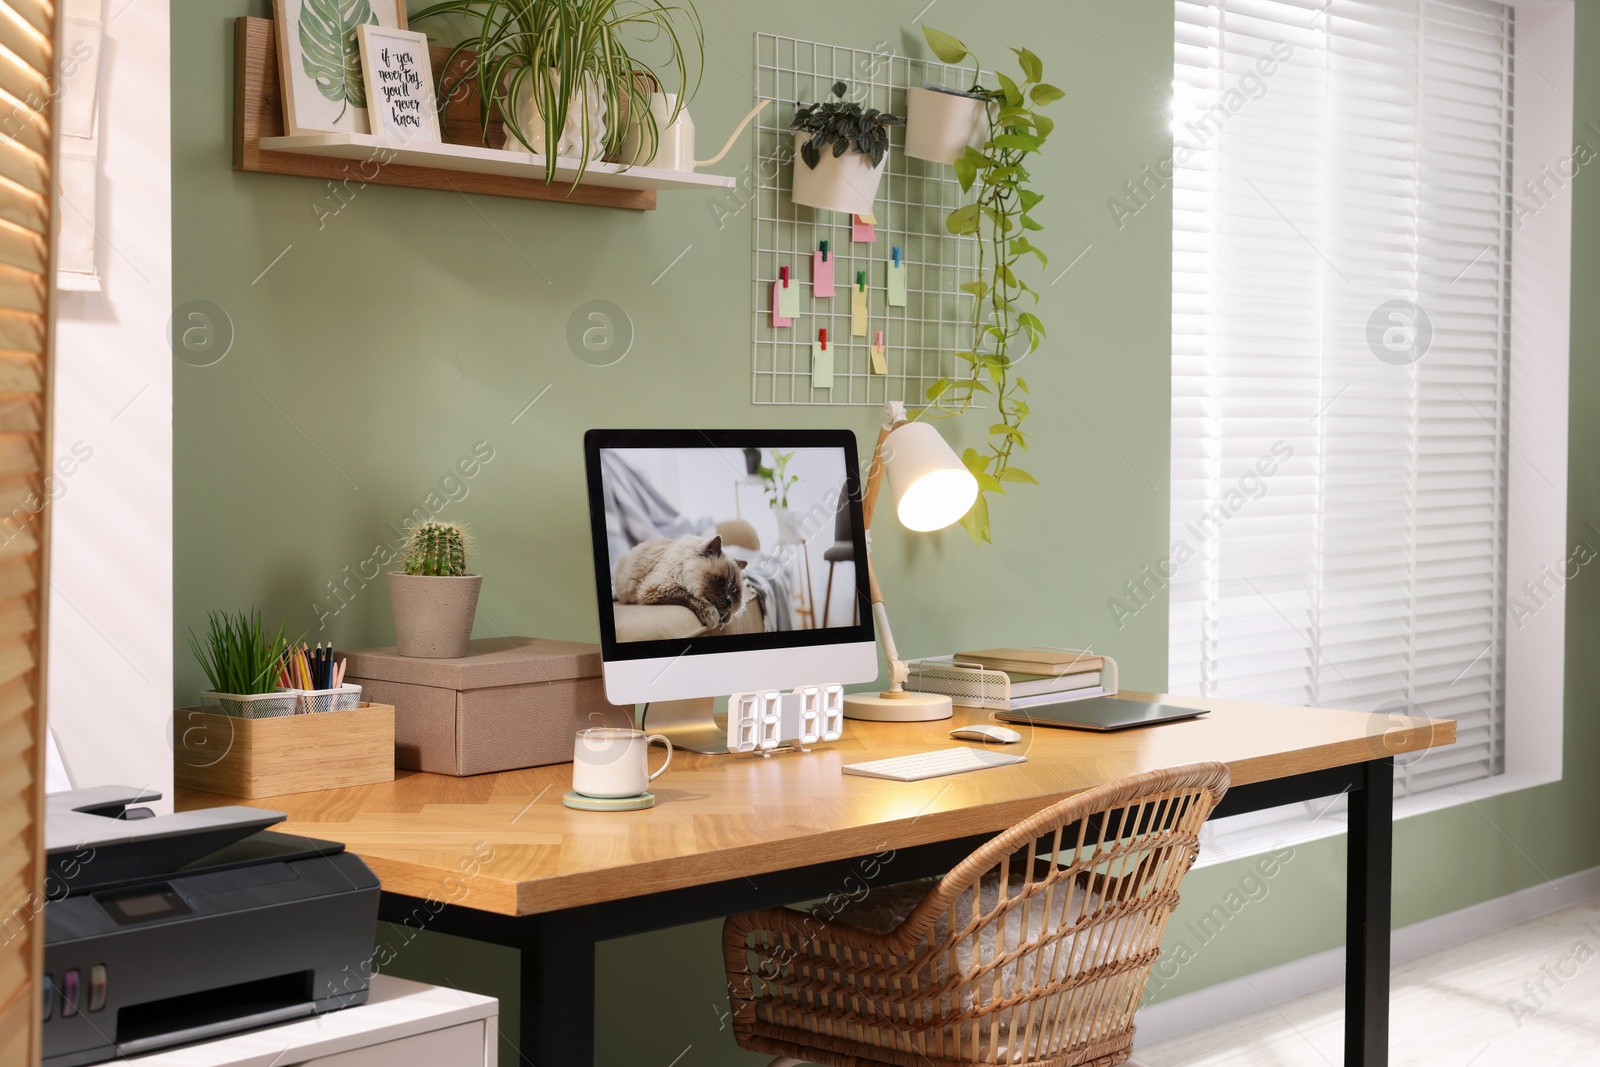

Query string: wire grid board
752 33 982 407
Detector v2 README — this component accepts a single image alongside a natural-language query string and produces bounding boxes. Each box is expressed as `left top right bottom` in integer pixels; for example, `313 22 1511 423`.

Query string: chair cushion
826 877 939 933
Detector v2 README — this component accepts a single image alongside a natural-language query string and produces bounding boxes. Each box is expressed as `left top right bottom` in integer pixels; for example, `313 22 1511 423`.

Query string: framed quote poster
273 0 409 136
357 25 442 144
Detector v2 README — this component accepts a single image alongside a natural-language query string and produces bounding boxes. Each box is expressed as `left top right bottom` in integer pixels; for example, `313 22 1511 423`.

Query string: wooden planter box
173 702 396 799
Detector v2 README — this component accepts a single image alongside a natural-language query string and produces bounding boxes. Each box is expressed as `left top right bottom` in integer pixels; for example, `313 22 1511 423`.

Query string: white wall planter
790 132 886 215
904 86 987 164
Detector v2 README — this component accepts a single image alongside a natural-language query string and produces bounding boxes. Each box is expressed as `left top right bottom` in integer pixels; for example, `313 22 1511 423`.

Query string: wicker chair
722 762 1230 1067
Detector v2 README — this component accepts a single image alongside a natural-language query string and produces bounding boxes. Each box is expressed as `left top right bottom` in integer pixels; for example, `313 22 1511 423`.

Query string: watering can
619 98 770 172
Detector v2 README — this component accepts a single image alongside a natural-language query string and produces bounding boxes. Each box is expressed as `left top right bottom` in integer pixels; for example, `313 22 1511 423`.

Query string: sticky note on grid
813 251 835 297
851 284 869 337
778 275 801 318
853 214 876 243
887 259 907 307
871 333 887 375
812 338 833 389
771 281 792 328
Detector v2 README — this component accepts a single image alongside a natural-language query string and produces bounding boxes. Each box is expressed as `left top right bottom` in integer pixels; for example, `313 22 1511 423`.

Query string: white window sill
1193 770 1562 869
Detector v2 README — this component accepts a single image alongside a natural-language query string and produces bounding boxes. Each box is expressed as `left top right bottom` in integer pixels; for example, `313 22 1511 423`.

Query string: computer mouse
949 724 1022 744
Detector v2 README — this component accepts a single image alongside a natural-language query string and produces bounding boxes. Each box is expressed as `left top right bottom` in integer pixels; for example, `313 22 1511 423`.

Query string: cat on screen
614 534 750 632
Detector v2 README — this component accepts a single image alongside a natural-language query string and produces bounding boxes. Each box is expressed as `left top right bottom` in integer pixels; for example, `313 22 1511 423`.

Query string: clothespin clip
780 265 790 288
820 240 830 262
856 270 867 291
892 245 901 266
819 328 828 350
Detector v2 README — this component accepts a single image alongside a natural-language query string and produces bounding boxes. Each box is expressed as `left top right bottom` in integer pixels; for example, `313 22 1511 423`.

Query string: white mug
573 728 672 798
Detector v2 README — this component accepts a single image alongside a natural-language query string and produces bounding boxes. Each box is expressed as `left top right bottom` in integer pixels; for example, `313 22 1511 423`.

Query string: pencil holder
291 684 363 715
199 689 300 719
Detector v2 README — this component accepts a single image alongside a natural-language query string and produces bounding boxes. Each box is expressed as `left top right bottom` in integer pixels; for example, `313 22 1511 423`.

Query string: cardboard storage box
341 637 634 776
173 702 397 799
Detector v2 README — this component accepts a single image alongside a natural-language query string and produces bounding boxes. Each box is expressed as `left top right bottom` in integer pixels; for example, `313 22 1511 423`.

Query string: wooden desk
179 694 1454 1067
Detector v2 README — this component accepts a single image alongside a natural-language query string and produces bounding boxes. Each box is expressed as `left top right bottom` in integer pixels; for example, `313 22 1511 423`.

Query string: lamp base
842 690 953 722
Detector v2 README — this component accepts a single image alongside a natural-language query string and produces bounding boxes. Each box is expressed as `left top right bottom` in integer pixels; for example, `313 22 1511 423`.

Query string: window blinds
1170 0 1512 798
0 0 56 1060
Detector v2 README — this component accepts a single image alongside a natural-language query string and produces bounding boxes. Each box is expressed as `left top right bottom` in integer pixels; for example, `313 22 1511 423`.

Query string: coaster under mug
563 790 655 812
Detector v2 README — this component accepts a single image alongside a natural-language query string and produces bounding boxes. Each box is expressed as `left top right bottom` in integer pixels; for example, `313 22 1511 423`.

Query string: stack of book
953 648 1106 710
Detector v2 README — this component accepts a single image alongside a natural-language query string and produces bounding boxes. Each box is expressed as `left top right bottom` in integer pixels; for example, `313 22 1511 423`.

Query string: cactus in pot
387 520 482 659
405 520 471 577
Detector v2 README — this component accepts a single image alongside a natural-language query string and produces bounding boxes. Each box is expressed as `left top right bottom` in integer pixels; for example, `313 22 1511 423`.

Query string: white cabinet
127 976 496 1067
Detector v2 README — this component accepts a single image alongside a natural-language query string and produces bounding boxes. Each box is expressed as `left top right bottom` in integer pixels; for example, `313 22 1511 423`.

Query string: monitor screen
584 430 874 666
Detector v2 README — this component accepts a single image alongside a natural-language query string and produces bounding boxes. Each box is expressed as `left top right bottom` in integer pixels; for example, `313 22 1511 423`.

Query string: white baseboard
1133 862 1600 1048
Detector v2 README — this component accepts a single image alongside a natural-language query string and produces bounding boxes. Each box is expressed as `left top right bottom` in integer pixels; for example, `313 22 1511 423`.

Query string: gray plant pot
387 572 483 659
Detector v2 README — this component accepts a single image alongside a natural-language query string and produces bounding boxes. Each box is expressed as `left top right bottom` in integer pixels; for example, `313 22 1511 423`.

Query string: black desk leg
522 907 597 1066
1346 758 1393 1067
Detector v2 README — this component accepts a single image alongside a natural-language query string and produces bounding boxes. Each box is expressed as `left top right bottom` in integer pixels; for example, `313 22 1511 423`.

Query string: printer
43 786 381 1067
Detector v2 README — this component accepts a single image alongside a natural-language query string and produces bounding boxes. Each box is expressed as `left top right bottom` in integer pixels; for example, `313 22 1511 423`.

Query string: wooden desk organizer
173 702 396 799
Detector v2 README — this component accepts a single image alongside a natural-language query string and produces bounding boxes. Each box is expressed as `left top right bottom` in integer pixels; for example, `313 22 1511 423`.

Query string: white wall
48 0 173 809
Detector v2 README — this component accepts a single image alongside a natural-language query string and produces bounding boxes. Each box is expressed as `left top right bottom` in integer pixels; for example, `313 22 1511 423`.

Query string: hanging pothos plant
920 26 1062 545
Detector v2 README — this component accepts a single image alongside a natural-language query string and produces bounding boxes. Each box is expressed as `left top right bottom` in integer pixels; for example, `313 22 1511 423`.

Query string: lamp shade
883 421 979 532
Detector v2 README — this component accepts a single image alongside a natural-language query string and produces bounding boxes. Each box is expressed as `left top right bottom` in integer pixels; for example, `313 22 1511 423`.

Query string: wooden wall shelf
233 16 735 211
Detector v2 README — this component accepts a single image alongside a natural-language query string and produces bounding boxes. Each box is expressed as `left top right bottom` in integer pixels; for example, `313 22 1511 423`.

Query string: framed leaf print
273 0 409 136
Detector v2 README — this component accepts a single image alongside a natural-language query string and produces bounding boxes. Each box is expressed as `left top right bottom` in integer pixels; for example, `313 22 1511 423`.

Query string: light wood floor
1132 896 1600 1067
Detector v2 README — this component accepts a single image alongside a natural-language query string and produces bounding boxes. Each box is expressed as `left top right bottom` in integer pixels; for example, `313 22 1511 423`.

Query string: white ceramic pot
618 92 695 170
904 86 988 164
504 71 608 159
774 507 804 545
790 132 887 215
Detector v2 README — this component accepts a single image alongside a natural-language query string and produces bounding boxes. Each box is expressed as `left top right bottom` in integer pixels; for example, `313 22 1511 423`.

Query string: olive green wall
172 1 1598 1064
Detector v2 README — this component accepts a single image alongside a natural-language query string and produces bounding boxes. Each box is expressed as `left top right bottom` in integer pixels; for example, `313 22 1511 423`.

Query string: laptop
993 696 1210 732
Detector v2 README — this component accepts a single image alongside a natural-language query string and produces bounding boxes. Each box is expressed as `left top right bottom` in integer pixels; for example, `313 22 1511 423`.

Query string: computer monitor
584 429 878 752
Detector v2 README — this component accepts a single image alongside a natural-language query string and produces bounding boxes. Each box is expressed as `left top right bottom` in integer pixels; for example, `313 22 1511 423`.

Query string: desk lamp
842 402 979 722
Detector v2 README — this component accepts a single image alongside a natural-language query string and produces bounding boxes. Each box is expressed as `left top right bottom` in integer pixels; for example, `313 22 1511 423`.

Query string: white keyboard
842 748 1027 782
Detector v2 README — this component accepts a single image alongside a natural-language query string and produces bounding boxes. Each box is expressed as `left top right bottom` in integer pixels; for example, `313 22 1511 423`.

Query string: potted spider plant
387 520 481 658
790 81 903 215
187 609 300 719
413 0 704 187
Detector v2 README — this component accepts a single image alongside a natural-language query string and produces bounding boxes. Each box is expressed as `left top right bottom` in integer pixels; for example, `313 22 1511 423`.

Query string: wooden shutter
0 0 56 1062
